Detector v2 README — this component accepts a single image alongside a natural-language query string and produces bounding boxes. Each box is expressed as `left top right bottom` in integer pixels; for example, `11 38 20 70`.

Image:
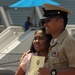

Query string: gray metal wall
9 8 40 26
0 0 75 25
60 0 75 24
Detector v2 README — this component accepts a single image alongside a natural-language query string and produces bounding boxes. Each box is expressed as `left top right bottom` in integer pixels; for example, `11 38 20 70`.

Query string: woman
15 27 52 75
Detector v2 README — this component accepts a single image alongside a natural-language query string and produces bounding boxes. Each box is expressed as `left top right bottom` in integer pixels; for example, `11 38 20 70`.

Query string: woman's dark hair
30 26 52 53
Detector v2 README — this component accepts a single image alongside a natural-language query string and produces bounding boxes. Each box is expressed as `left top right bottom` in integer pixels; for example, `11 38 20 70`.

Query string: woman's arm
15 65 25 75
20 50 30 63
15 50 32 75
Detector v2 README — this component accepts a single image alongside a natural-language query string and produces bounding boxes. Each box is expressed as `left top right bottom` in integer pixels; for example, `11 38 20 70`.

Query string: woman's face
33 30 49 52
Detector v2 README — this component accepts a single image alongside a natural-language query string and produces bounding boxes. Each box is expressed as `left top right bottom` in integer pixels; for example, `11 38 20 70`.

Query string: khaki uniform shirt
48 29 75 70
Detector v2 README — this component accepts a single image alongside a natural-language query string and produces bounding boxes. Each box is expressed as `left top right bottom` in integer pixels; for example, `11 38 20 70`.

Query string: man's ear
59 18 64 29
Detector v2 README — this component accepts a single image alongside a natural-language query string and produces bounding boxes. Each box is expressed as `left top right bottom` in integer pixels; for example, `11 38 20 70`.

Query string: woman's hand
20 50 30 63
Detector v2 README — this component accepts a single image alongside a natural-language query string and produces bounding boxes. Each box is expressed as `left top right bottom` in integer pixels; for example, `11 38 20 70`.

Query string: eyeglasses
39 16 55 26
44 16 55 23
39 17 51 24
44 17 51 23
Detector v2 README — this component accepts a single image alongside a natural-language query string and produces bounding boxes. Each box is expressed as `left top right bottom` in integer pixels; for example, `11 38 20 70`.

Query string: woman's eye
34 37 37 40
34 37 43 40
39 37 43 40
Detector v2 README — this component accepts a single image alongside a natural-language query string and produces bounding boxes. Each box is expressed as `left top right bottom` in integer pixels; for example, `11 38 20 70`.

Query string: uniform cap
42 3 72 17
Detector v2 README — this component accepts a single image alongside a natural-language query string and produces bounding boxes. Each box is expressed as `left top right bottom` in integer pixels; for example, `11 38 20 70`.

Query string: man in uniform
38 3 75 75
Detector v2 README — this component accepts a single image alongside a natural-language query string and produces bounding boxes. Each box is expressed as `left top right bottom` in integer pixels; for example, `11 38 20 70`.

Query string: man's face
44 17 62 35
